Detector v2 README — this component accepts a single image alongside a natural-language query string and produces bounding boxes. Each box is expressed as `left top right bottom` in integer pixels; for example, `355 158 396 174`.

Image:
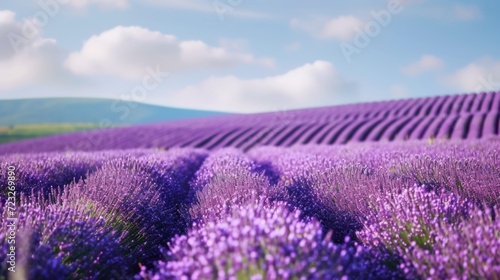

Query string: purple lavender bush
188 148 275 225
0 152 104 203
409 205 500 279
357 185 476 278
0 195 126 280
139 201 373 280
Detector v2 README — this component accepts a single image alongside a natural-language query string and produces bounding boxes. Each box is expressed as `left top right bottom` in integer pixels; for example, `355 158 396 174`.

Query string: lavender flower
140 202 371 280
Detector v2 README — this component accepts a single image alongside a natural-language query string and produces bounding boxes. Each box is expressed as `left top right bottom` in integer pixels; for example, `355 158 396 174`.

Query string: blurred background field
0 123 104 144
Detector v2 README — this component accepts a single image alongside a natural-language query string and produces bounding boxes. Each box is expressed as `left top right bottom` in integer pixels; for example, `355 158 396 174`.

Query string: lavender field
1 92 500 279
1 92 499 154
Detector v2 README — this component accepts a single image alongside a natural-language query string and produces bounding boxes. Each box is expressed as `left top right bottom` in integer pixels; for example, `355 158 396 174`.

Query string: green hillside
0 98 226 126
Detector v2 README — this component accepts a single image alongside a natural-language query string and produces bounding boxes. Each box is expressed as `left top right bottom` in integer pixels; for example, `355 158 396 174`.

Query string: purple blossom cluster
1 138 500 279
188 149 274 224
357 185 492 278
411 206 500 279
0 149 154 203
1 194 126 279
61 149 208 268
139 201 372 280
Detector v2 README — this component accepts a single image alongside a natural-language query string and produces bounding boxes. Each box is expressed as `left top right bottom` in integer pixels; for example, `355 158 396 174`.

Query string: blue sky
1 0 499 113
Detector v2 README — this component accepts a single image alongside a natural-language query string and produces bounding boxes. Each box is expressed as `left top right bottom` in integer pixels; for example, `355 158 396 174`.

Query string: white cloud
65 26 272 80
290 15 364 41
0 10 67 91
402 55 444 77
218 38 248 52
452 4 481 21
443 57 500 92
165 60 358 113
66 0 128 9
145 0 207 11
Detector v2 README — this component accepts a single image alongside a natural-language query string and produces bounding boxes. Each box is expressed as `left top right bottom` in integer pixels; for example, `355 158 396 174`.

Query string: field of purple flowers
1 92 500 279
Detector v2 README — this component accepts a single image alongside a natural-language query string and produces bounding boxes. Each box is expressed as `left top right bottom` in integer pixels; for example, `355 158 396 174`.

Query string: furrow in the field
461 93 476 113
324 121 354 144
393 99 416 116
451 114 473 139
493 91 500 112
382 116 415 141
397 98 416 116
159 127 199 148
417 97 436 117
434 115 457 139
410 96 432 117
365 117 401 142
468 113 487 139
214 127 254 148
253 125 289 146
440 94 458 115
336 118 371 144
294 123 329 145
469 92 484 113
429 95 449 116
269 124 305 146
308 120 343 144
238 127 275 150
280 123 316 147
230 127 265 149
450 93 468 114
351 117 385 142
393 115 426 140
421 115 448 139
410 116 436 139
480 92 495 113
178 130 221 148
202 127 241 150
482 112 500 136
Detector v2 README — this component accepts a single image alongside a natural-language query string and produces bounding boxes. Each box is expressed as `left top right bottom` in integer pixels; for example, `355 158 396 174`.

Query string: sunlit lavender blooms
0 195 126 279
1 93 500 279
139 201 369 280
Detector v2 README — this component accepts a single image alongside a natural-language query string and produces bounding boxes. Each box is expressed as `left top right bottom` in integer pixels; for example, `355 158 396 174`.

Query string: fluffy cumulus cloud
165 60 358 113
402 55 444 77
65 26 272 80
290 16 364 41
0 10 67 91
145 0 215 12
443 57 500 92
65 0 128 9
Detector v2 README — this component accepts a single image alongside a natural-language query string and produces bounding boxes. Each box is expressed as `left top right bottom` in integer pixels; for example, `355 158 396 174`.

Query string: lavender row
1 92 500 154
1 148 207 278
138 200 394 279
1 194 127 279
2 138 500 279
358 185 500 279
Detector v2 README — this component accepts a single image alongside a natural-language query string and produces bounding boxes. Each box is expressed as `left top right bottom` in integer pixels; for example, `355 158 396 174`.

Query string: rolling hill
1 91 499 154
0 98 227 126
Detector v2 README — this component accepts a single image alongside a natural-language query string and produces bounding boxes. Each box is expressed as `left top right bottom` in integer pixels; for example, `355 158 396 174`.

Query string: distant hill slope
0 98 226 126
1 92 499 155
